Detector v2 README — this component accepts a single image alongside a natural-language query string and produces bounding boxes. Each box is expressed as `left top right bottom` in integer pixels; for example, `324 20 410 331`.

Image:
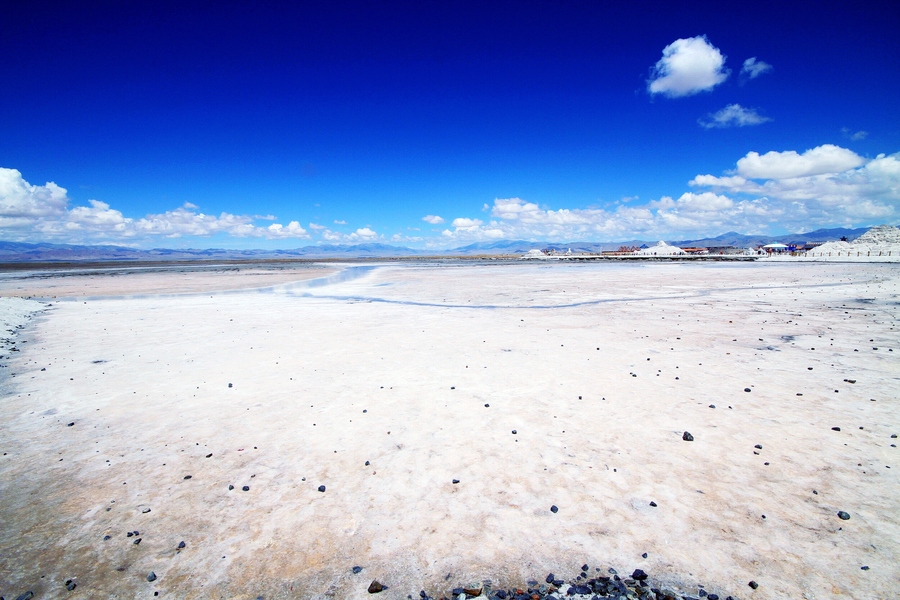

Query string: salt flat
0 261 898 600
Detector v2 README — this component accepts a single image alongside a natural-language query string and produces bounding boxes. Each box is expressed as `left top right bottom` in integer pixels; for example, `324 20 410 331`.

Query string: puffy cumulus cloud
422 214 444 224
647 36 729 98
308 222 327 231
691 150 900 225
451 217 483 228
354 227 377 238
740 57 773 79
0 167 310 242
317 226 382 243
736 144 867 179
699 104 771 129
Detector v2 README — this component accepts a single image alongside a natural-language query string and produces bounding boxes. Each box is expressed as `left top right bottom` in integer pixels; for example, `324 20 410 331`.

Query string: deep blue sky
1 0 898 248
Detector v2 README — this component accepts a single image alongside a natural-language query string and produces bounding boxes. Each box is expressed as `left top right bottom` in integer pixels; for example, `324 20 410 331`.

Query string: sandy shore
0 261 898 599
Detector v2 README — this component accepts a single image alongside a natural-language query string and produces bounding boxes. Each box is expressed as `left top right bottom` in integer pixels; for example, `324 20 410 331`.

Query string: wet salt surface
0 261 898 599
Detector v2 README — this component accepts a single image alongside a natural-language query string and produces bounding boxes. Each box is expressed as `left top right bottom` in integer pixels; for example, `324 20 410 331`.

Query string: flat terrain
0 261 898 599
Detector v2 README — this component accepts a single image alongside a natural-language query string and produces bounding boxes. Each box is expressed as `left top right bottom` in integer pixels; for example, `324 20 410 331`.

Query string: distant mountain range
0 226 875 262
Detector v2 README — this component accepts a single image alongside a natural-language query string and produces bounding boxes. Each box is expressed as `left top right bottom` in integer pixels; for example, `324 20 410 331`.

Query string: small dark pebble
318 485 326 492
228 484 234 490
632 569 648 581
837 511 850 520
183 475 192 480
242 485 250 491
581 564 589 572
546 573 555 584
512 430 517 435
485 404 490 407
744 388 751 392
178 541 186 549
683 431 694 441
452 479 459 484
228 383 232 388
142 508 151 513
748 581 758 589
103 535 111 540
352 566 363 574
550 505 558 513
127 532 133 537
206 453 212 458
861 565 869 570
754 444 762 449
649 501 657 507
365 461 370 466
642 552 648 558
67 422 74 427
367 580 385 593
832 427 841 431
147 571 157 582
15 593 35 600
66 579 76 591
709 404 715 408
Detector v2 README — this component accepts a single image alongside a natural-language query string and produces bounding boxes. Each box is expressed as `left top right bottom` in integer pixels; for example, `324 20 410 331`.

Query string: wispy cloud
699 104 771 129
422 214 444 224
647 36 730 98
740 57 773 80
842 127 869 141
333 219 347 225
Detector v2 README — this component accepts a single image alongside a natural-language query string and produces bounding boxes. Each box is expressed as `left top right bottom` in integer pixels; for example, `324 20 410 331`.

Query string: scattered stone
103 535 111 540
452 479 459 484
832 427 841 431
550 505 558 513
754 444 762 449
67 422 74 427
861 565 869 570
318 485 326 492
147 571 157 582
631 569 648 581
242 485 250 491
708 404 715 408
484 404 489 407
683 431 694 441
649 501 657 507
65 579 76 591
183 475 192 480
228 383 232 388
142 508 151 513
133 538 142 545
512 430 517 435
837 511 850 520
352 566 363 574
368 580 385 593
892 434 897 438
15 592 35 600
205 453 213 458
228 484 234 490
749 580 758 589
127 532 133 537
642 552 648 558
463 585 483 596
178 541 186 549
744 388 751 392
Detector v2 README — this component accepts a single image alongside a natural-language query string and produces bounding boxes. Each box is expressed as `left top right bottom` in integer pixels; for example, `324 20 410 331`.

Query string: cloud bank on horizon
4 144 897 247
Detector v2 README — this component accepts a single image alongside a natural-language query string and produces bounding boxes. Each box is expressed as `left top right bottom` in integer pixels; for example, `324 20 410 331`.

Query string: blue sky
1 0 898 248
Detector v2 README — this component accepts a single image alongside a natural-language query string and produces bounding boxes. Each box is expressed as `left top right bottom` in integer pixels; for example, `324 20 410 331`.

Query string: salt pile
810 224 900 256
634 241 686 256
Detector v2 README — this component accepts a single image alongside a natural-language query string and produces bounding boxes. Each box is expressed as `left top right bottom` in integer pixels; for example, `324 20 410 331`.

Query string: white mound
635 241 686 255
811 225 900 256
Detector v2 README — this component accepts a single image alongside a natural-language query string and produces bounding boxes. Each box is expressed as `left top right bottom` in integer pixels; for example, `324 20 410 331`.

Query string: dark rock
452 588 464 596
892 434 897 438
147 572 157 582
228 383 232 388
649 501 657 507
67 422 74 427
571 584 591 595
550 505 558 513
142 508 151 513
318 485 326 492
367 580 385 593
15 593 35 600
352 566 363 574
832 427 841 431
512 430 517 435
683 431 694 441
748 581 758 589
754 444 762 449
365 461 370 466
546 574 555 584
744 388 751 392
837 511 850 520
183 475 192 480
65 579 76 591
861 565 869 570
581 564 589 572
631 569 648 581
464 585 483 595
178 541 186 549
133 538 142 545
485 404 490 407
707 595 719 600
103 535 111 540
709 404 715 408
642 552 648 558
452 479 459 484
127 532 133 537
228 484 234 490
206 453 213 458
242 485 250 491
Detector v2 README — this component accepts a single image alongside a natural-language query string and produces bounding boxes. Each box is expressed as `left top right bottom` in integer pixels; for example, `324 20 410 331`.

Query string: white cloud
451 217 483 228
740 57 773 79
699 104 771 129
647 36 729 98
334 219 347 225
0 167 310 242
422 214 444 224
842 127 868 141
736 144 867 179
308 222 326 231
354 227 377 238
